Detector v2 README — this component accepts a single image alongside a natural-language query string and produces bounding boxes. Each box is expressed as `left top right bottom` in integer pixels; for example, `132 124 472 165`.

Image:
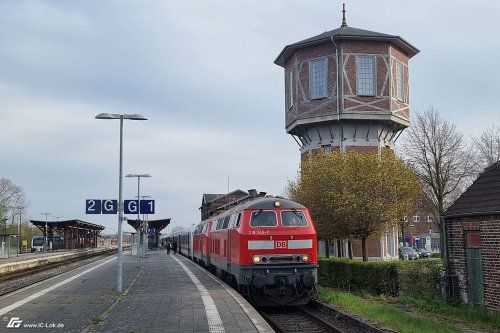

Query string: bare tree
0 178 29 234
472 124 500 172
399 106 474 253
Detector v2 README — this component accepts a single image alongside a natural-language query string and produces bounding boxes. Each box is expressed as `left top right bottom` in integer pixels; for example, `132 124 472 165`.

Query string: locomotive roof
239 197 306 210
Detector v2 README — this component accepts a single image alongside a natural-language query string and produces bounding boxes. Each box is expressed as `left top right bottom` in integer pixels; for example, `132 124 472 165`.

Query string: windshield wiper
291 208 304 221
254 209 263 217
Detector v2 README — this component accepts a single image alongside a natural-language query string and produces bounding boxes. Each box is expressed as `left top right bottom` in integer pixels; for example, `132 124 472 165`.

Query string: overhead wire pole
17 206 25 254
41 212 51 252
96 113 148 293
126 174 151 267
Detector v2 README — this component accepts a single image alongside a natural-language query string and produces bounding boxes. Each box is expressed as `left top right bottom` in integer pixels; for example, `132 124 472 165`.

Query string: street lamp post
41 212 51 252
96 113 147 293
126 174 151 267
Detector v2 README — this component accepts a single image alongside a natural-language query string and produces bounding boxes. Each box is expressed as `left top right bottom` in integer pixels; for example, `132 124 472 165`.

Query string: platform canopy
126 218 171 232
30 219 105 234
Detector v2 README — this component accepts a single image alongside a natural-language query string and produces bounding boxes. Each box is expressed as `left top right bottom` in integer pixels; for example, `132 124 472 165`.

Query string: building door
465 232 483 305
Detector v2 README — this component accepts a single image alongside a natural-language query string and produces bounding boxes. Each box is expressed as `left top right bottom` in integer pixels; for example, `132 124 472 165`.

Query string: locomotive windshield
250 210 277 227
281 210 308 227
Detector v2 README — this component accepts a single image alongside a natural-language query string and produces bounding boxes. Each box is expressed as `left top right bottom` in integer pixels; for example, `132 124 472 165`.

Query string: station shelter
30 219 105 250
127 218 170 249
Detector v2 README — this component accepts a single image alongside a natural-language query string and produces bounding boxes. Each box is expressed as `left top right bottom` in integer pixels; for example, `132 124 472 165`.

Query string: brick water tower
275 6 419 260
274 5 419 155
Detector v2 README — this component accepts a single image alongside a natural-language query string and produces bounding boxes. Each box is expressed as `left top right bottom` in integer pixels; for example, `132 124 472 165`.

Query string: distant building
401 195 440 252
275 5 419 260
200 190 250 220
443 162 500 311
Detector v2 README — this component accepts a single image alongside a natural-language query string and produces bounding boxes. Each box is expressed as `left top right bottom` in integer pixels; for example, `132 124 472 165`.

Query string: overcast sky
1 0 499 234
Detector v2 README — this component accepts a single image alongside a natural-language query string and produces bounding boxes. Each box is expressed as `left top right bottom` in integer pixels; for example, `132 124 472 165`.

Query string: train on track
31 236 65 252
163 195 318 306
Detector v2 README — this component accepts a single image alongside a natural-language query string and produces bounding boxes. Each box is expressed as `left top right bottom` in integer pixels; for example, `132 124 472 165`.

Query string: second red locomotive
165 194 318 306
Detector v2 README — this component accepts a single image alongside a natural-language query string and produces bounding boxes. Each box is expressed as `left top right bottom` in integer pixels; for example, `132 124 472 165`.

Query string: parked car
417 248 430 259
399 247 419 260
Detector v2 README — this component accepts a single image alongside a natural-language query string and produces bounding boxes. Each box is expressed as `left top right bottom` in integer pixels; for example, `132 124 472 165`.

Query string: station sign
124 199 155 214
85 199 154 214
86 199 118 214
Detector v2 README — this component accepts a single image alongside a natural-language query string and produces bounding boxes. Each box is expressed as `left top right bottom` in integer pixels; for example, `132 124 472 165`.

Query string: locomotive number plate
275 240 287 249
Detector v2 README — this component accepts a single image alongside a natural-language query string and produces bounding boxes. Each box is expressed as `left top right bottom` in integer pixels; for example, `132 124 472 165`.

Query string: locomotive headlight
252 255 261 264
273 200 281 207
302 254 310 262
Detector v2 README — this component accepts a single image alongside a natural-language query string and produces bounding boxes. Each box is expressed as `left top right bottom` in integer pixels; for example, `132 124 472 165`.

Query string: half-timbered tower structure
275 6 419 260
274 6 419 155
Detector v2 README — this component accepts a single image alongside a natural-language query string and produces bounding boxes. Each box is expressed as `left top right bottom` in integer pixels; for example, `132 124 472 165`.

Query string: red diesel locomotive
168 195 318 306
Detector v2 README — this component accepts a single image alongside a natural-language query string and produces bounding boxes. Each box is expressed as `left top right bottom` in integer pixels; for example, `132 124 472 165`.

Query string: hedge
317 257 444 300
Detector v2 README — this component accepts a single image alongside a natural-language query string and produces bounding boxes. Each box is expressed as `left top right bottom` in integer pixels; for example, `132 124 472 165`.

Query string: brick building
200 189 250 220
401 195 441 252
274 6 419 260
443 162 500 311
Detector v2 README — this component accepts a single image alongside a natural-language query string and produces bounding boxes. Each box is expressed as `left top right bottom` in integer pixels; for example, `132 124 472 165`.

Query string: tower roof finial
341 3 347 27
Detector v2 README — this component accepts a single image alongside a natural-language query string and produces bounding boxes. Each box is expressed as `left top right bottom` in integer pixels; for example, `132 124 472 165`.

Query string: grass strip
398 294 500 332
317 285 460 333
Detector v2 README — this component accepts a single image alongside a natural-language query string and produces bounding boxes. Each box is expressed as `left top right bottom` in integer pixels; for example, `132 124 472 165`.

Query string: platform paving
0 248 274 333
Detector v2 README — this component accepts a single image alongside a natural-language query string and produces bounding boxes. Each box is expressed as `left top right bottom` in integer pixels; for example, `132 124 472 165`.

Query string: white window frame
288 69 294 109
321 144 332 153
310 57 327 100
356 56 376 96
413 214 420 223
396 61 404 101
427 215 432 223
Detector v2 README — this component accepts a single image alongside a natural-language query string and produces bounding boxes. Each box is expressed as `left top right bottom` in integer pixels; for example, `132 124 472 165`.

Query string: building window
310 58 327 99
413 214 420 223
396 61 404 101
356 56 375 96
288 69 294 109
321 144 332 152
427 215 432 223
466 231 481 248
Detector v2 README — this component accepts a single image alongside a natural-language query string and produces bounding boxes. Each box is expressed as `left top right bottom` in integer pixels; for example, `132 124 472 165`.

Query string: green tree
288 149 422 261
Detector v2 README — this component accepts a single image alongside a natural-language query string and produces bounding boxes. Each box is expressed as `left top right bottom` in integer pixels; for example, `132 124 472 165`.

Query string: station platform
0 248 274 332
0 247 116 274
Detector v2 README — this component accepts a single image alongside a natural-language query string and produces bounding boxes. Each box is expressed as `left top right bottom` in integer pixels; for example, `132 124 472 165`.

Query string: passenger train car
163 196 318 306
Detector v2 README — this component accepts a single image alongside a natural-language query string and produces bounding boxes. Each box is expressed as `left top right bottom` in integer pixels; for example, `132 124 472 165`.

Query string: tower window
356 56 375 96
310 58 327 99
321 144 332 152
396 61 404 101
288 69 294 109
413 214 420 223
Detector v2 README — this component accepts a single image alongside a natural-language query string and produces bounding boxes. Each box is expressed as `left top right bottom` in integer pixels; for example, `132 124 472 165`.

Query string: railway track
259 305 342 332
258 300 387 333
0 249 117 296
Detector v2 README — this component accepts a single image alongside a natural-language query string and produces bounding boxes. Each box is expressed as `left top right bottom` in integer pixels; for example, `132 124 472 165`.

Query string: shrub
318 257 444 300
